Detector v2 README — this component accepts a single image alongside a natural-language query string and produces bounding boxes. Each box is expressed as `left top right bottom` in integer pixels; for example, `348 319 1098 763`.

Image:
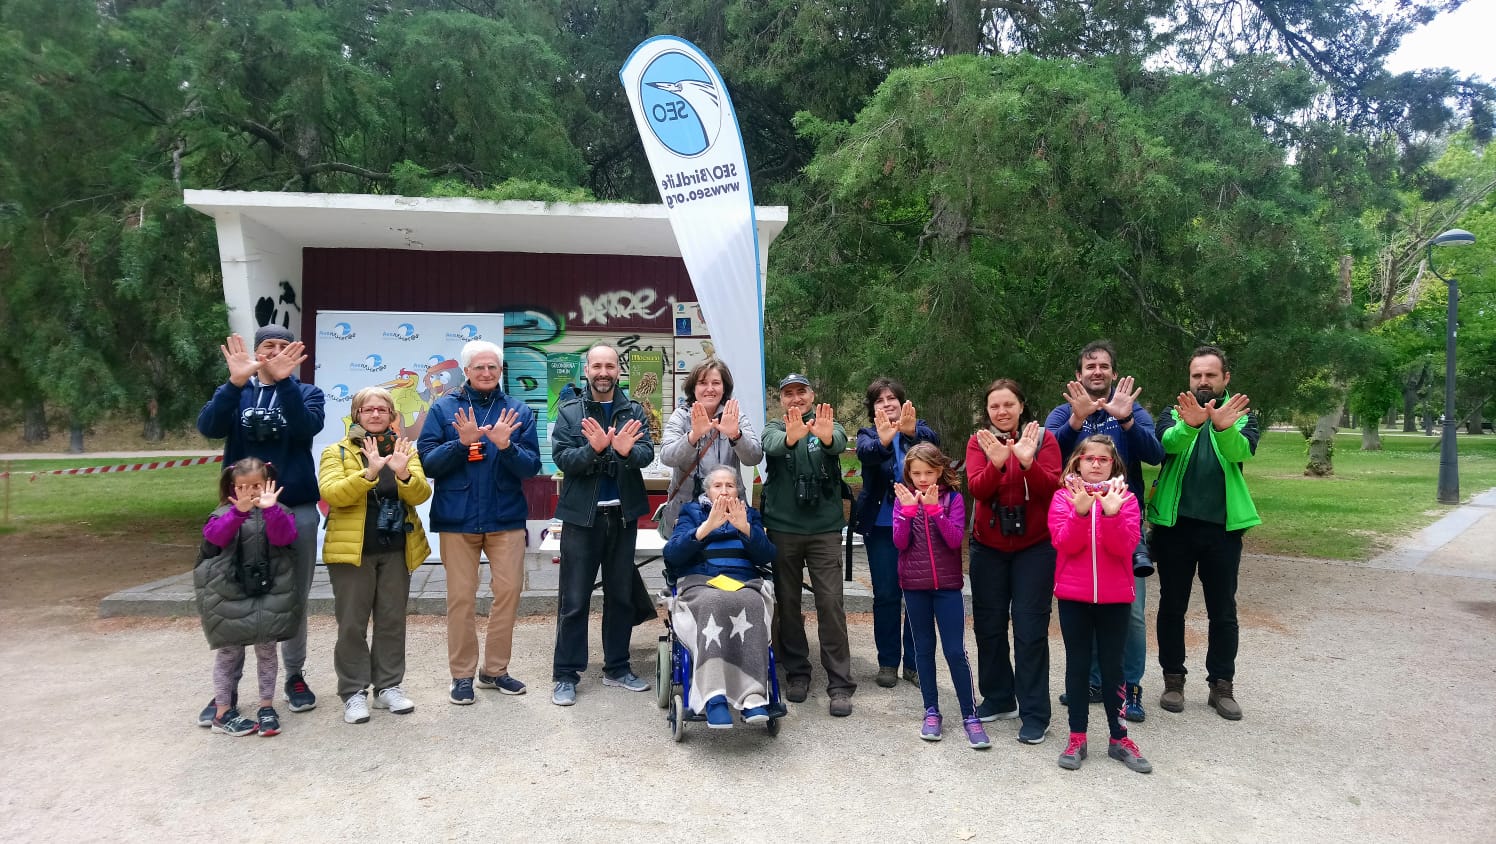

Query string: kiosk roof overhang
183 189 789 256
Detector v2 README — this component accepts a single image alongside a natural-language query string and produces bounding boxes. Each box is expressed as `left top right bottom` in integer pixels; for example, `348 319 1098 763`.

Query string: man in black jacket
549 344 655 706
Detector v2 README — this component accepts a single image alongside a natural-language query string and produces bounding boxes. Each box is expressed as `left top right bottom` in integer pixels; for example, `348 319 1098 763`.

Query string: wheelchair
655 582 788 741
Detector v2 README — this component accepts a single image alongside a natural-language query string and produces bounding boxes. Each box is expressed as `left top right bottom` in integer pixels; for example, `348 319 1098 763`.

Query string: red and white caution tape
0 455 223 479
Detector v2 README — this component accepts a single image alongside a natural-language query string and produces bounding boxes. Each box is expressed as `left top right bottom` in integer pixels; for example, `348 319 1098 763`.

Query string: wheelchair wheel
655 639 671 709
669 694 686 742
766 715 780 737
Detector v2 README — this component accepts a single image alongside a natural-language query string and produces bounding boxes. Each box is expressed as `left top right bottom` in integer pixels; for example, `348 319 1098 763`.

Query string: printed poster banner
312 311 507 561
619 36 766 454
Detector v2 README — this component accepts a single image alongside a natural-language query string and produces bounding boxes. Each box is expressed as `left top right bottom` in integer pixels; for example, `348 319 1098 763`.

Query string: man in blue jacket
196 326 326 721
418 340 541 706
1044 340 1163 723
549 344 655 707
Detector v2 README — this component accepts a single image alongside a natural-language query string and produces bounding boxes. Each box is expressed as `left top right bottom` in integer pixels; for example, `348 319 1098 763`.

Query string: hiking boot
602 671 650 692
1057 732 1088 770
963 718 992 749
785 676 810 703
477 673 527 695
374 686 415 714
256 706 281 737
828 694 853 717
920 708 942 741
875 666 898 688
1108 735 1153 773
902 667 920 687
284 674 317 712
343 691 371 724
1208 679 1243 720
1123 683 1147 722
449 677 475 705
706 695 734 729
1160 673 1186 713
551 681 577 706
975 699 1019 723
211 708 258 737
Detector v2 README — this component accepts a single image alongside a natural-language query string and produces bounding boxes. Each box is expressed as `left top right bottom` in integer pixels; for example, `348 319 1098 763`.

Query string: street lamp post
1427 228 1476 504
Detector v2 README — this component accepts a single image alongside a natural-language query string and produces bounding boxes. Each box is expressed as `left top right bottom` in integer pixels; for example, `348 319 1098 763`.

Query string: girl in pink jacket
1048 435 1152 774
893 443 989 749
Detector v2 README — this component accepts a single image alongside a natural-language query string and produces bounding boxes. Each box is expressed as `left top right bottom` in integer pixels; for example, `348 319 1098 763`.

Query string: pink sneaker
1108 735 1153 773
1058 732 1088 769
920 708 942 741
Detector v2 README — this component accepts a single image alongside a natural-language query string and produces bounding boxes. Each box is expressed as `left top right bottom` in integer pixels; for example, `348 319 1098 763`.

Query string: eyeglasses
1080 455 1113 464
358 407 392 416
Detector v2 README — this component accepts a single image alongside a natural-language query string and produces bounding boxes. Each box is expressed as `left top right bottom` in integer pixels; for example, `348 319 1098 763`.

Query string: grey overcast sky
1385 1 1495 81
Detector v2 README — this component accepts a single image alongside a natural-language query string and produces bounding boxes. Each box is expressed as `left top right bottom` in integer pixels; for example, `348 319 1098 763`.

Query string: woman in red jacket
1048 435 1151 773
965 378 1061 744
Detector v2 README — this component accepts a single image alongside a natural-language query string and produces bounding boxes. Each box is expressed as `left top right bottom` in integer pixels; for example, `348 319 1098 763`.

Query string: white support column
211 211 305 341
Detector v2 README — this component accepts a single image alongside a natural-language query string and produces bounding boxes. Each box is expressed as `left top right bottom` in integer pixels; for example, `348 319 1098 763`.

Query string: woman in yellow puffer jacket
318 386 432 725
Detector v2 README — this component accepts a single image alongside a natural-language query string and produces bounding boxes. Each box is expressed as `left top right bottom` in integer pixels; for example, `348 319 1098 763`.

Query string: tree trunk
1361 412 1382 451
1305 401 1341 476
143 398 163 442
22 400 48 443
1423 405 1434 435
1384 407 1396 427
1402 387 1417 432
68 422 85 454
1468 403 1485 435
942 0 982 54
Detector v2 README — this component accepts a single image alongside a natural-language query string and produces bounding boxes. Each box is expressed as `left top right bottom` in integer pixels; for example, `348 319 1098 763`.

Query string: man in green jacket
1148 346 1259 721
762 373 856 716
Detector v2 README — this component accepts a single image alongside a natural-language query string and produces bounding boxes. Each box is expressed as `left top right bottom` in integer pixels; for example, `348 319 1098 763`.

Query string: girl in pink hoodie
1048 435 1152 773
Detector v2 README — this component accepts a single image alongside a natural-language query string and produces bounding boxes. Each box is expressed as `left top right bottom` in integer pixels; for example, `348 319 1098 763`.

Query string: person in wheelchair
663 466 777 728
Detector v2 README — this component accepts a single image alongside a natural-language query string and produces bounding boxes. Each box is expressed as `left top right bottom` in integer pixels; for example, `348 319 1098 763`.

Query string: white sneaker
343 691 371 724
373 686 415 714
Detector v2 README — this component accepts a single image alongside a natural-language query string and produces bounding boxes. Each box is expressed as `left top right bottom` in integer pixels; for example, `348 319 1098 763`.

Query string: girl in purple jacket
893 443 989 749
1048 435 1151 773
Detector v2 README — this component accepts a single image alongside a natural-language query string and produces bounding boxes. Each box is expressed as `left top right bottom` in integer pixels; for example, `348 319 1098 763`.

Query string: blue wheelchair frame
657 583 788 740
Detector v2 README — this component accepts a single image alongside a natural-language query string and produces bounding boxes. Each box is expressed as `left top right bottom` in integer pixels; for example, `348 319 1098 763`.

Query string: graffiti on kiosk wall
574 288 673 326
498 307 673 472
255 280 302 329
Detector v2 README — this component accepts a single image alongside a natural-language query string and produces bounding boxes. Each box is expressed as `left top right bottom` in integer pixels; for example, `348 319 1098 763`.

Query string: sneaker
785 676 810 703
875 666 898 688
1059 685 1102 706
284 674 317 712
1016 723 1047 745
975 699 1020 723
1123 683 1146 722
374 686 415 714
1108 735 1153 773
920 708 943 741
963 718 992 749
742 705 771 725
256 706 281 737
211 708 258 737
343 691 371 724
1058 732 1088 770
197 693 236 728
1160 673 1185 713
829 694 853 717
448 677 475 706
551 681 577 706
602 672 650 692
1208 679 1243 721
902 667 920 687
477 673 527 695
706 695 734 729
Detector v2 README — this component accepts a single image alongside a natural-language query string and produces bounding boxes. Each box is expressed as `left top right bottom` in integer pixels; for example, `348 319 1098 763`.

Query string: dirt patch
0 522 195 628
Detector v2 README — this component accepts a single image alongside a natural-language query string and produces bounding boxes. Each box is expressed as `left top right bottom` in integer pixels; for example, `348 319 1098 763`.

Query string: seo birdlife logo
639 51 722 158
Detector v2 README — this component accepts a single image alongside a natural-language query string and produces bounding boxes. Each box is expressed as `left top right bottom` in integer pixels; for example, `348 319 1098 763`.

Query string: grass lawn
5 432 1495 560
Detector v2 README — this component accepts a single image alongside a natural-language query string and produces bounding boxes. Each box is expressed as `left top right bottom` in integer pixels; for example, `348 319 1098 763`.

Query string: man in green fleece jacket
1148 346 1259 722
762 373 856 716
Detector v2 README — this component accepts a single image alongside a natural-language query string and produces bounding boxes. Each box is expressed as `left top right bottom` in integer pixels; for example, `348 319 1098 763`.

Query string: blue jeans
865 527 915 671
904 589 977 719
1088 578 1146 687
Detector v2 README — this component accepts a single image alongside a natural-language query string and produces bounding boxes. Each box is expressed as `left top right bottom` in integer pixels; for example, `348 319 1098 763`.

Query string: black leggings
1057 600 1130 739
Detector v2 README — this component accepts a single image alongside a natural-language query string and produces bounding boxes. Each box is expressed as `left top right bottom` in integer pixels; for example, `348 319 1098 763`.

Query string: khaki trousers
441 530 526 679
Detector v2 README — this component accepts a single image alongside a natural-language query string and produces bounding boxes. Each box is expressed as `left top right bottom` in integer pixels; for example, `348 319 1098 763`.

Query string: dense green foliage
0 0 1491 452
